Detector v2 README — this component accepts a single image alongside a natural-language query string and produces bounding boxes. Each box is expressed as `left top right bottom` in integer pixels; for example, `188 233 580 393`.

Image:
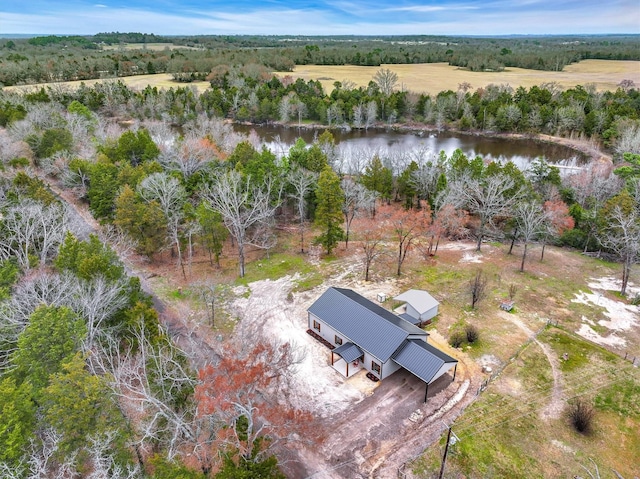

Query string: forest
1 33 639 86
0 38 639 477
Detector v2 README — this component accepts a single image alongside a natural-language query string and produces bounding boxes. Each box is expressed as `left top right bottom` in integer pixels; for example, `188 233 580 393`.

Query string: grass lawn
411 328 640 478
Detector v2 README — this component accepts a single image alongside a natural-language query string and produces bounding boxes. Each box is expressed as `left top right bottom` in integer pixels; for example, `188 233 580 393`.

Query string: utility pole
438 427 452 479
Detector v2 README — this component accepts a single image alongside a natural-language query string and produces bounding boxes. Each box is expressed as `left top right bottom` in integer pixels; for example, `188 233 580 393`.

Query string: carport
392 339 458 402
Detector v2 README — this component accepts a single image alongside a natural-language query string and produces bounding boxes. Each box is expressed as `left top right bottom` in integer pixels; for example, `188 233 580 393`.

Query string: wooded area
1 33 639 86
0 36 639 476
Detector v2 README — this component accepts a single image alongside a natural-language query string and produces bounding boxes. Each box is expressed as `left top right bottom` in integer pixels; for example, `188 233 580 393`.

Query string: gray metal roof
393 289 439 315
308 287 427 362
392 339 458 384
332 342 363 363
399 312 421 325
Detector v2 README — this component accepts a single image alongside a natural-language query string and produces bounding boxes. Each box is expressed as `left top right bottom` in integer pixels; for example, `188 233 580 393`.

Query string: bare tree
85 431 141 479
514 201 547 272
469 270 488 309
354 218 386 281
96 326 207 468
0 129 30 165
379 202 430 276
71 276 129 352
159 132 216 180
291 98 308 127
326 103 343 127
26 428 77 479
597 202 640 295
279 93 295 123
365 100 377 130
138 172 187 278
352 103 364 129
0 272 78 355
0 271 129 365
614 123 640 157
373 68 398 97
0 200 68 270
411 161 441 202
288 168 317 253
183 113 245 155
446 173 522 251
373 68 398 120
341 178 375 248
204 171 281 278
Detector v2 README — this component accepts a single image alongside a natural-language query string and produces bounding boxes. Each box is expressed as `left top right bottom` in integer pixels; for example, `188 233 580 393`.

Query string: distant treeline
2 68 638 157
0 33 638 86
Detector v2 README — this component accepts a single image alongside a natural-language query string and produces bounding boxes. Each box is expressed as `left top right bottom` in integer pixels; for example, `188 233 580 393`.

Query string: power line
452 362 637 434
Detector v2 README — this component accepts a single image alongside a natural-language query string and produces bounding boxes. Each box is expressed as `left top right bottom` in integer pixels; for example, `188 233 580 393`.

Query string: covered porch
331 342 364 378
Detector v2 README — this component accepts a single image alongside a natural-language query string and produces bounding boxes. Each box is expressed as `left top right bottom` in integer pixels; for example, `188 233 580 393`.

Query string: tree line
1 33 639 86
0 77 639 476
2 71 638 158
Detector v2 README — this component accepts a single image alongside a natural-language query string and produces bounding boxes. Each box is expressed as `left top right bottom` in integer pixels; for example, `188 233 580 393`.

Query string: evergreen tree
361 155 393 205
315 166 344 254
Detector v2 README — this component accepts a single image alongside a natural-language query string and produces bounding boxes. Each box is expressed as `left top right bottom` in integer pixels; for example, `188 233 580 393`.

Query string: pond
234 124 587 172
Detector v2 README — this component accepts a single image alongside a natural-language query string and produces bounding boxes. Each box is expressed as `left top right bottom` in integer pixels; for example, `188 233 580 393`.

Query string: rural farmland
0 29 639 479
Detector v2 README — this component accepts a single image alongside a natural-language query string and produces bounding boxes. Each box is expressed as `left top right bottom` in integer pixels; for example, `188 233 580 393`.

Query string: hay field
4 59 638 96
4 74 211 94
101 43 203 51
277 59 640 94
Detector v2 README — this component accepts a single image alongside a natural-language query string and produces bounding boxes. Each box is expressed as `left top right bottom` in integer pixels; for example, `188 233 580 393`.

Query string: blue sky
1 0 638 35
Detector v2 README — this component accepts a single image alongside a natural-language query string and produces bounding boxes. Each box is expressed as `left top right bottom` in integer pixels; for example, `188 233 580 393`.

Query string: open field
3 73 212 94
5 60 638 97
100 42 204 51
411 328 640 478
276 60 640 94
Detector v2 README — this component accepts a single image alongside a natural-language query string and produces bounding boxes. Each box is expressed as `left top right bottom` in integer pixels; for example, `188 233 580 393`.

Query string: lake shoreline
240 119 612 165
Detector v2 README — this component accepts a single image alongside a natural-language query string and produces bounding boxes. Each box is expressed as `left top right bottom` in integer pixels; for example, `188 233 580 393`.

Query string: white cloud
0 1 638 35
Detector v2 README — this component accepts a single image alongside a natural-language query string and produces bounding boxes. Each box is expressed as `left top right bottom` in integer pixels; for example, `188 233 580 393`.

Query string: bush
465 324 479 343
449 331 466 348
568 399 594 434
8 157 29 168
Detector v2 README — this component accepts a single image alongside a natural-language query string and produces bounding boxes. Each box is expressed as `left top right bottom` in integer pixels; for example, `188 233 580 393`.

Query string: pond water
234 124 587 172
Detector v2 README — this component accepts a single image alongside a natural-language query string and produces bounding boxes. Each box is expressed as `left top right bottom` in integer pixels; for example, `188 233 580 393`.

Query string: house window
313 320 321 332
335 335 343 346
371 361 381 375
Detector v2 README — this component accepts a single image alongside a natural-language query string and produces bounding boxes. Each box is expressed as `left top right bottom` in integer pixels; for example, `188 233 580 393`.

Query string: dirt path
500 312 564 422
226 256 483 478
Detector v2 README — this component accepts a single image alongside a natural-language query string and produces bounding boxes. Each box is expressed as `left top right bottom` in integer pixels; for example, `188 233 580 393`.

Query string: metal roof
393 289 439 315
308 287 427 362
332 342 363 363
392 339 458 384
399 312 421 325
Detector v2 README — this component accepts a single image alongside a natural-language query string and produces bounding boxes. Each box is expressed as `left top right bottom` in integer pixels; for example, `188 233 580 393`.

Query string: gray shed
394 289 439 325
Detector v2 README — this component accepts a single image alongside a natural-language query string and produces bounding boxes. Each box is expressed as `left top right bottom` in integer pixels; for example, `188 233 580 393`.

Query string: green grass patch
541 328 616 372
595 378 640 418
293 272 324 292
236 253 316 285
421 265 464 287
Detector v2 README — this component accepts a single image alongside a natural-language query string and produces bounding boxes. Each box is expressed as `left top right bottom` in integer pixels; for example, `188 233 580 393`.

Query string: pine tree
315 166 344 254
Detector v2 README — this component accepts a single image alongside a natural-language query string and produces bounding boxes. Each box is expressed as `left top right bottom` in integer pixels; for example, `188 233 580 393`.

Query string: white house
393 289 439 325
307 287 457 402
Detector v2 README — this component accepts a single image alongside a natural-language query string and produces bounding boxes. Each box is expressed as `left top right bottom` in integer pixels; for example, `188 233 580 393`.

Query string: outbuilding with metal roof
308 287 457 402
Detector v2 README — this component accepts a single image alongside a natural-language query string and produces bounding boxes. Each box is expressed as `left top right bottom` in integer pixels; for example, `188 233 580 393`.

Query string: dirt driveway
228 264 482 478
